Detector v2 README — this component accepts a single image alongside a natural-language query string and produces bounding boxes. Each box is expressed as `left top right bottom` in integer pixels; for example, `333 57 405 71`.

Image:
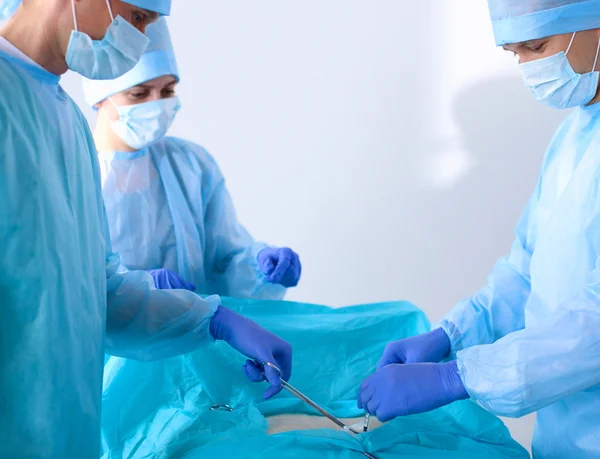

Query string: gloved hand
357 361 468 422
148 269 196 291
377 328 451 370
257 247 301 288
210 306 292 399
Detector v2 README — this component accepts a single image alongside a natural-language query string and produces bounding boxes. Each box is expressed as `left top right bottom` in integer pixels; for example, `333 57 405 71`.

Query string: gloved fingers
361 384 375 403
377 357 393 371
357 383 375 411
377 342 407 370
152 270 172 289
289 254 302 286
360 373 375 392
148 269 197 291
272 342 293 382
377 404 402 423
243 360 265 383
244 359 285 399
269 249 293 284
261 256 276 276
263 384 283 400
366 397 381 417
257 248 277 276
173 278 196 291
179 279 197 291
279 252 301 287
263 364 283 389
263 365 284 400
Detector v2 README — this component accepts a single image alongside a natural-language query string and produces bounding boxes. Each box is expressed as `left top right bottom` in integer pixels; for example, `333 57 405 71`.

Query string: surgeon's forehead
130 76 178 88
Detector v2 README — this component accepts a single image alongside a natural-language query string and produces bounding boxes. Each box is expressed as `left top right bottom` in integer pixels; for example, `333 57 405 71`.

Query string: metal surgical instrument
261 362 378 459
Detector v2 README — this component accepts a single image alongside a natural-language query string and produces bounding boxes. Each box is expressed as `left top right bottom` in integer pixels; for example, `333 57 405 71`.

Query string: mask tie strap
70 0 78 31
566 32 577 56
104 0 115 22
101 106 112 123
103 97 122 122
108 97 120 110
592 38 600 72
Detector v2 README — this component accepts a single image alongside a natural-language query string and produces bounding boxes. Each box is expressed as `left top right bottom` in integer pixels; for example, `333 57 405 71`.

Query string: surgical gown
99 137 286 299
0 46 220 457
440 103 600 457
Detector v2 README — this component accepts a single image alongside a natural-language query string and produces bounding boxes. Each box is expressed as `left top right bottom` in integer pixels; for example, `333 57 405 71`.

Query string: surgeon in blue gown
82 18 302 299
357 1 600 457
0 1 292 457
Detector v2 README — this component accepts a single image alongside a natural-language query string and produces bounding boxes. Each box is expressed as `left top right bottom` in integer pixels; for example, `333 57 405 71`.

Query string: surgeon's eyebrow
503 39 546 52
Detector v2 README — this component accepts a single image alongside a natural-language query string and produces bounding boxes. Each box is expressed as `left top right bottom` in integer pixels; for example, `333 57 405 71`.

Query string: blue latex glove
378 328 451 369
257 247 301 287
357 361 469 422
148 269 196 291
210 306 292 399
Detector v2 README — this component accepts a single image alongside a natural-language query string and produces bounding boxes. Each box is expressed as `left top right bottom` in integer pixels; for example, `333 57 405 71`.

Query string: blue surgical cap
82 17 179 107
489 0 600 46
0 0 171 20
125 0 171 16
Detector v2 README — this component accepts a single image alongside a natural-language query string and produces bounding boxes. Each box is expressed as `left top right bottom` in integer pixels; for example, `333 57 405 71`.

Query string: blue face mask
519 32 600 109
0 0 20 20
105 97 181 150
66 0 149 80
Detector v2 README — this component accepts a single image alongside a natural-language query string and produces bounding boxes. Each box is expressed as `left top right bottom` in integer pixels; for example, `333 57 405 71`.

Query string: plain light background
58 0 569 451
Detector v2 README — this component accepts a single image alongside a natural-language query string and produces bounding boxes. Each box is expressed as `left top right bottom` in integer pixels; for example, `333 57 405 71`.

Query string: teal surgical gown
99 138 286 299
0 48 220 457
441 103 600 457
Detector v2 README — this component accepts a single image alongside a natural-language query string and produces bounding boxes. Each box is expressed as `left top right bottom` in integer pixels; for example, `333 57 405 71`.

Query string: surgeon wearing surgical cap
0 1 292 457
83 18 302 299
358 1 600 457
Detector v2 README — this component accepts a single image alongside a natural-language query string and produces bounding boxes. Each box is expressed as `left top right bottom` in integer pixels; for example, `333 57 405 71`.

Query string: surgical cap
0 0 171 20
125 0 171 16
82 17 179 107
489 0 600 46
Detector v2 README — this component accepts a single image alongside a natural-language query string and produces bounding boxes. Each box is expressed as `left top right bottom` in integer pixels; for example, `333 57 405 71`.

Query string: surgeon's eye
529 42 547 53
132 10 149 27
162 88 176 97
128 89 150 100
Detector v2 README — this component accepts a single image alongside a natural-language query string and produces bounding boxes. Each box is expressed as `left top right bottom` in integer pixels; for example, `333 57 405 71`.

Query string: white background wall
60 0 570 451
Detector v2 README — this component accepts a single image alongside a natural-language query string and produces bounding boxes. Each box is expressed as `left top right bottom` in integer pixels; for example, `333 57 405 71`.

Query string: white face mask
105 97 181 150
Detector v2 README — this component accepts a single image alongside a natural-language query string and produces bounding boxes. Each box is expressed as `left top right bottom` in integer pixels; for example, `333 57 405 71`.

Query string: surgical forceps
261 362 378 459
363 414 371 432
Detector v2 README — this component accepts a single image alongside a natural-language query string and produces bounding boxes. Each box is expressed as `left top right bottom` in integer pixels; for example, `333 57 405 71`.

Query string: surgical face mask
519 32 600 109
66 0 150 80
105 97 181 150
0 0 20 20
